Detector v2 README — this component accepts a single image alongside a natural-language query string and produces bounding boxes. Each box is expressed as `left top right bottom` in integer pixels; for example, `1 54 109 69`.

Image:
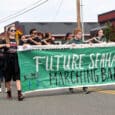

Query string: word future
33 53 115 72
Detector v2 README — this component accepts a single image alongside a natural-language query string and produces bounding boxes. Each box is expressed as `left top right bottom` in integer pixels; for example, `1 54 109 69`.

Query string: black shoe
69 88 74 93
18 94 24 101
18 90 24 101
83 87 89 94
7 90 12 99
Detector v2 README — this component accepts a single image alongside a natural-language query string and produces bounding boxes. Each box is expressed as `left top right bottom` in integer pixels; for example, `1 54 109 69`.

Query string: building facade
0 21 98 41
98 10 115 26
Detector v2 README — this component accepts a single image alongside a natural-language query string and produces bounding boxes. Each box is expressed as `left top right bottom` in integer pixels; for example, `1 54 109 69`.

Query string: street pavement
0 83 115 115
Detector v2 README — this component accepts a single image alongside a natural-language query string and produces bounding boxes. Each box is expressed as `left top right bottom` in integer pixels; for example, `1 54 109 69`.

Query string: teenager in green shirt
66 29 89 94
87 29 107 43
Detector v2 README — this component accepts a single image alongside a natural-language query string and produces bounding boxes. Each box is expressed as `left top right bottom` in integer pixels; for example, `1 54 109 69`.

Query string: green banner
18 45 115 93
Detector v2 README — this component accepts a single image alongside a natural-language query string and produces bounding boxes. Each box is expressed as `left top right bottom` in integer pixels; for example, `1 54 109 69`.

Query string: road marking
89 88 115 95
97 90 115 95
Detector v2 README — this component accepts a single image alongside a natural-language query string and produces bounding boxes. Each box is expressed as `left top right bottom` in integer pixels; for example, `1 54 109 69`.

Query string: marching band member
4 26 24 101
0 38 8 93
87 29 107 43
63 32 73 44
28 29 41 45
68 29 89 94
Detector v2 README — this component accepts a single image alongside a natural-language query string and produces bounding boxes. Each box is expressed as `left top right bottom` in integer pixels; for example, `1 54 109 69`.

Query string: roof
98 10 115 16
18 22 98 35
90 25 107 32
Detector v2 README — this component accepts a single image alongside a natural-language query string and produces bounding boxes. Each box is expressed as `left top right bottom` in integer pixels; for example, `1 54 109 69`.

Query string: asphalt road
0 83 115 115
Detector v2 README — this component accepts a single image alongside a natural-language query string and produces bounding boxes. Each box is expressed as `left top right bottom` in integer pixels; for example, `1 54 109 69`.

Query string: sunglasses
10 30 16 32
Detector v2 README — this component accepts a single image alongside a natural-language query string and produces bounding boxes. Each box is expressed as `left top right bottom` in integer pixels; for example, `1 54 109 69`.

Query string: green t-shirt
68 38 83 44
92 37 107 43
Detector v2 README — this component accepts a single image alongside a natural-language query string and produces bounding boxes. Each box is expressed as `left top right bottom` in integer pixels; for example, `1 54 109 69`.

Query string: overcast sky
0 0 115 32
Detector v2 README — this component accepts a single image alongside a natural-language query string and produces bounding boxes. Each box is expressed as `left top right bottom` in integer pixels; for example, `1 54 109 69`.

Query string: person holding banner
44 32 55 45
28 28 42 45
37 32 49 45
19 35 30 45
4 26 24 101
63 32 73 44
88 29 107 43
68 29 89 94
0 38 8 93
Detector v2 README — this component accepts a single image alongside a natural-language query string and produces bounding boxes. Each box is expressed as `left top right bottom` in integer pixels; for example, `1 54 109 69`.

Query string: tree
104 22 115 42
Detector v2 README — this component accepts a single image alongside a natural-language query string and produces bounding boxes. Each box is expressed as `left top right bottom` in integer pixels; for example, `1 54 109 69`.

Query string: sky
0 0 115 32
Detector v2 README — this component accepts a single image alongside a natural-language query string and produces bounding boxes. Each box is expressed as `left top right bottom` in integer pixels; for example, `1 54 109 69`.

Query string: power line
53 0 63 20
0 0 43 21
0 0 48 23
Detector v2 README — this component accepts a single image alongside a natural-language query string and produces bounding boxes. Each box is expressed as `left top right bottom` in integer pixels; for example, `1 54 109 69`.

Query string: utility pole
74 0 82 35
74 0 81 34
77 0 81 30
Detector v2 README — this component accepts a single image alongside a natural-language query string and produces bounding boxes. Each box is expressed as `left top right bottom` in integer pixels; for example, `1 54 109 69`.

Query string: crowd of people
0 25 107 101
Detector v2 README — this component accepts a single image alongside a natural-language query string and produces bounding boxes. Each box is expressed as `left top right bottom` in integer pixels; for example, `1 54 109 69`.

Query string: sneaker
83 87 89 94
69 88 74 93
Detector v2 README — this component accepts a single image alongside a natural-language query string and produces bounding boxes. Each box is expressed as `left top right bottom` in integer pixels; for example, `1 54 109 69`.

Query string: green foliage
104 22 115 42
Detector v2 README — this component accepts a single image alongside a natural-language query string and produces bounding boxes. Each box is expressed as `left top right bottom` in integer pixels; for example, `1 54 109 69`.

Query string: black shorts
4 53 20 82
0 56 5 79
0 56 4 69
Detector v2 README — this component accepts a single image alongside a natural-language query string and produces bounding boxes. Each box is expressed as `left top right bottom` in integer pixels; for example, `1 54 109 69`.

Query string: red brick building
98 10 115 26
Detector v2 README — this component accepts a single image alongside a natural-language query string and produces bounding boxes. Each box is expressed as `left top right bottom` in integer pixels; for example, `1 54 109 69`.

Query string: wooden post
76 0 81 31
